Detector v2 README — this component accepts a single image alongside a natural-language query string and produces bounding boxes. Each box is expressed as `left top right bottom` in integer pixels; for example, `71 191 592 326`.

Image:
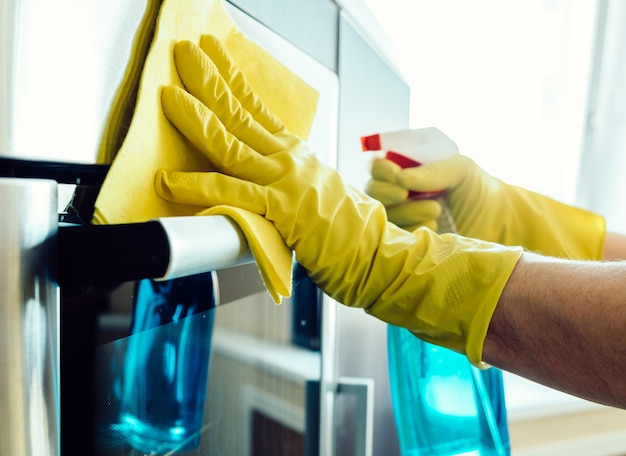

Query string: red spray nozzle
360 134 381 151
360 134 441 199
384 151 421 168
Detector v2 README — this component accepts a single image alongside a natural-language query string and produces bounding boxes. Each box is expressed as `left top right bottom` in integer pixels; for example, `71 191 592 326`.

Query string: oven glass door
85 3 338 455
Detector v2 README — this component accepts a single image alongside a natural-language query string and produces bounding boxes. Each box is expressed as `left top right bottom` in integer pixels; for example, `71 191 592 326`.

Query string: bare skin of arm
603 231 626 260
483 250 626 408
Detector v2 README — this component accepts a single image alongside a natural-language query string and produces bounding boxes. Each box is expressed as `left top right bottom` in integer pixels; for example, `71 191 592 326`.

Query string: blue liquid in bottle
119 271 217 453
388 325 510 456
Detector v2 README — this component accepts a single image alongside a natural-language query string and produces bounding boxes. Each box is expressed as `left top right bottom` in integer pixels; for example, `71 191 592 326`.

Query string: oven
0 0 409 454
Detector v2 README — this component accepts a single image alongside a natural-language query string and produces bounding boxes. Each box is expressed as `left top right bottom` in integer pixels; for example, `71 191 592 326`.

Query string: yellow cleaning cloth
96 0 163 165
93 0 320 302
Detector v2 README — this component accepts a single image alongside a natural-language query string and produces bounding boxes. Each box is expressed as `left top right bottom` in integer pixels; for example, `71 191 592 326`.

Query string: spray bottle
361 127 510 456
361 127 459 232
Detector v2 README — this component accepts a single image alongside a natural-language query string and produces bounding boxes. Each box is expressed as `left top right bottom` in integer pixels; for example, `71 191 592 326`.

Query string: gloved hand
366 154 605 260
155 39 524 365
366 157 444 232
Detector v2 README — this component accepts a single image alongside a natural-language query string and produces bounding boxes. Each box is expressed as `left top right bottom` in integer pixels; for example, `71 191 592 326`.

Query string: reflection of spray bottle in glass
119 271 217 453
362 127 510 455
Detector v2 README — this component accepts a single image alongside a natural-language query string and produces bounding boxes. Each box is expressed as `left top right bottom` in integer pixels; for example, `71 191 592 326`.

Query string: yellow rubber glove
155 40 524 364
365 158 443 232
367 155 605 260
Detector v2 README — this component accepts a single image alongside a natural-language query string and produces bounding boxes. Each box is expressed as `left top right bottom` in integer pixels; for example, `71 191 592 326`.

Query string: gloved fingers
199 35 285 135
161 85 283 182
155 170 267 215
370 157 402 183
397 155 469 192
364 179 408 206
385 199 442 226
172 40 283 155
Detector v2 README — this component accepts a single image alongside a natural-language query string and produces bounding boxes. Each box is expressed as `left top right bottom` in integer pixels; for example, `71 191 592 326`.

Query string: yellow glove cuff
358 226 523 366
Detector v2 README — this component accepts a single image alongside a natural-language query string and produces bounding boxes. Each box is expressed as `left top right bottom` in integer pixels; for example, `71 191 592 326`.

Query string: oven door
82 3 339 455
2 0 381 453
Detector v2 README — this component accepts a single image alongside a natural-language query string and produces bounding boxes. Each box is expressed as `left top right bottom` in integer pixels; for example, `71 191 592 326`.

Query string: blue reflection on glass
118 271 217 453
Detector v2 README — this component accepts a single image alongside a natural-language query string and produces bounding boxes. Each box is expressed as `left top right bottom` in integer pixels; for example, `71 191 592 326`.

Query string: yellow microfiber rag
93 0 320 302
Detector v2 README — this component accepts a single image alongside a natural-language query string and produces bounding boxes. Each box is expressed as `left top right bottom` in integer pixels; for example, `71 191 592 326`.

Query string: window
364 0 597 203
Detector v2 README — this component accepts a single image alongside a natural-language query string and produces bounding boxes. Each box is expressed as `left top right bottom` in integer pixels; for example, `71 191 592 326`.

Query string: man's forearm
483 251 626 408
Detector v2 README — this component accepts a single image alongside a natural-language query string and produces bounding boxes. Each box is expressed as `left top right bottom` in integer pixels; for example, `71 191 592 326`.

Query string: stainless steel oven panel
0 178 59 456
3 0 151 164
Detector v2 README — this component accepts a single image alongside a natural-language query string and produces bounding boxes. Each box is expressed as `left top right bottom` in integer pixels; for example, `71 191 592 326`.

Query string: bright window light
364 0 597 204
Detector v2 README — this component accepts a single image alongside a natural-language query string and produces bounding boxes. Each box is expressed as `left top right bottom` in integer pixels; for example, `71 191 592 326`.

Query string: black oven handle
0 157 110 185
58 215 254 287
